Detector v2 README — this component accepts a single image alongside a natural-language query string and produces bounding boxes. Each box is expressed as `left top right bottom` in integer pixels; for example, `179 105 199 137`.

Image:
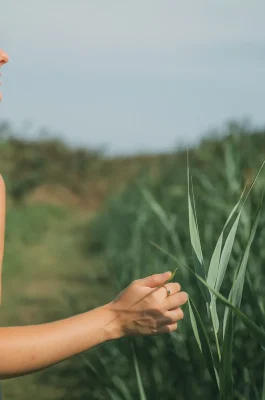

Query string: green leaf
188 185 203 265
207 185 246 289
223 202 262 336
208 165 264 337
207 233 223 290
188 299 202 352
215 213 241 293
197 273 265 349
210 297 220 336
131 341 147 400
232 203 261 308
187 154 210 303
151 242 265 349
207 186 246 335
220 306 235 400
222 291 233 339
188 298 219 391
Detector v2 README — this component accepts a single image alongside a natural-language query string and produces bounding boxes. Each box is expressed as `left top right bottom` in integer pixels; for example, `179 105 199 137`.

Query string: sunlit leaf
187 152 210 303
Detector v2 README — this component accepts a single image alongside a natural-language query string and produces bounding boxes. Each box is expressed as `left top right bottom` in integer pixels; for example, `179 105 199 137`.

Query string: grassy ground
0 202 115 399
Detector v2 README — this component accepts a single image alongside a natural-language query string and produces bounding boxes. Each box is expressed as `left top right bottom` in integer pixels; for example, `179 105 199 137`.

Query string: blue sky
1 1 265 155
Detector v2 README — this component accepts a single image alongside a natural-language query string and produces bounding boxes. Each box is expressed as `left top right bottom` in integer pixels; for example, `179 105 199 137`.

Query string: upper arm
0 175 6 265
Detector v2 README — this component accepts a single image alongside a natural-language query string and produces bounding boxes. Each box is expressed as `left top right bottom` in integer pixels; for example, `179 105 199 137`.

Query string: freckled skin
0 47 188 379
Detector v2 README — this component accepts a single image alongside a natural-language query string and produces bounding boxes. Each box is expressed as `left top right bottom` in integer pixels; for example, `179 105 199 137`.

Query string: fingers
163 291 188 311
156 307 184 326
136 272 172 288
155 322 178 334
160 282 181 297
164 307 184 323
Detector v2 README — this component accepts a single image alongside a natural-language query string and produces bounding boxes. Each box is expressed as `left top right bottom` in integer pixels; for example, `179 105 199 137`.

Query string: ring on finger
162 285 171 297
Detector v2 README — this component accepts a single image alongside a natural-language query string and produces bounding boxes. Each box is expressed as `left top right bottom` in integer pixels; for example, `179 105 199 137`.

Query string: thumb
137 271 172 288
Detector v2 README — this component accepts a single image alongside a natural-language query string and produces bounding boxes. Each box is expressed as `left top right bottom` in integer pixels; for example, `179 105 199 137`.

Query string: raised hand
107 271 188 337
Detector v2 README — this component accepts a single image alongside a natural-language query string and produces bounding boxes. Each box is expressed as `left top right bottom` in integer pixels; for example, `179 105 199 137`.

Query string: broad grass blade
220 306 235 400
222 291 232 339
187 156 210 302
151 242 265 348
207 185 246 289
207 234 223 290
188 299 202 352
223 202 262 336
188 297 219 391
131 341 147 400
210 298 219 335
215 213 241 293
208 161 264 295
232 203 261 308
195 273 265 349
208 187 247 335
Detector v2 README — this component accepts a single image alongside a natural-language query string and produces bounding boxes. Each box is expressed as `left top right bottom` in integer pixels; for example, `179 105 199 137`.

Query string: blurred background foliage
0 119 265 399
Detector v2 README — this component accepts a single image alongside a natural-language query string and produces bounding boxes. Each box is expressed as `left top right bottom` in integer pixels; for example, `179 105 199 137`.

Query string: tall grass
151 155 265 399
81 130 265 399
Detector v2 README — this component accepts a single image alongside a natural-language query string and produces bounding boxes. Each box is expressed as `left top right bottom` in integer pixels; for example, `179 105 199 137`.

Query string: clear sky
1 1 265 155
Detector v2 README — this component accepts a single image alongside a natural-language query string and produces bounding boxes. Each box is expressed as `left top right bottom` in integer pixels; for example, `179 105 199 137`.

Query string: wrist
101 302 123 342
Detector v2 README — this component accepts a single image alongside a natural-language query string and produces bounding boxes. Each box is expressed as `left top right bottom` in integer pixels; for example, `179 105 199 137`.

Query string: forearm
0 303 118 379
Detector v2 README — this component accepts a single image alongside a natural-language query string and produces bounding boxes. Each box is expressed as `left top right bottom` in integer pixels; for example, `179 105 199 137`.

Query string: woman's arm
0 303 118 379
0 273 188 380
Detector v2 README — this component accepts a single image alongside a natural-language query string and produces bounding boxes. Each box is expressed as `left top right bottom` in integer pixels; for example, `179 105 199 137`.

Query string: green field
1 121 265 399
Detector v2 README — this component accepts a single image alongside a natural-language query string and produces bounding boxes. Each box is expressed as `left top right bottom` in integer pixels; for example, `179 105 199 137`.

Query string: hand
107 271 188 338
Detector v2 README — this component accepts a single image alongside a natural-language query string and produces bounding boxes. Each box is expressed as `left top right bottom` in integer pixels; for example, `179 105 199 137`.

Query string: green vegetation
1 120 265 399
83 123 265 399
